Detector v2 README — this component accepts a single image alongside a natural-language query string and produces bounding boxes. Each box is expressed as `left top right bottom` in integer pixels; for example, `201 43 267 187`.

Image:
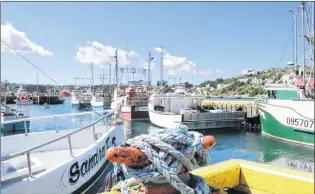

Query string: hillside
197 66 312 97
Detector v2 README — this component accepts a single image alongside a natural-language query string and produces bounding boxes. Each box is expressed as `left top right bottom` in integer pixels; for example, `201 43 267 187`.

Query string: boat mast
302 2 306 87
294 10 298 73
90 63 94 94
115 50 118 86
36 73 39 94
148 52 154 91
160 46 164 91
109 62 112 95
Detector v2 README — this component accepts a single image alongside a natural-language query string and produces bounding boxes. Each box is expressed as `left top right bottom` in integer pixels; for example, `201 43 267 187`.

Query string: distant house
238 78 248 83
241 68 257 76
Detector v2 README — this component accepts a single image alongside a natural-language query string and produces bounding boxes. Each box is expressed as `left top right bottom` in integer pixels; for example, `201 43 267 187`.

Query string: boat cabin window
267 90 271 98
271 90 277 99
267 89 299 100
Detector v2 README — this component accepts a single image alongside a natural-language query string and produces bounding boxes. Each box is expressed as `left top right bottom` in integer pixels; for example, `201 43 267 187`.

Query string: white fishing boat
1 104 30 135
71 89 92 109
91 92 112 111
1 110 124 194
148 86 246 130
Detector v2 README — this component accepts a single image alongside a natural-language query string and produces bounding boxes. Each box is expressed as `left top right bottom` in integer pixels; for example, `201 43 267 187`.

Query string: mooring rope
114 124 210 194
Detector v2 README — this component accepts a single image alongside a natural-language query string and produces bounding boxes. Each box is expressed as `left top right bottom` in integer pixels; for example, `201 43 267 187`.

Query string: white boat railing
2 110 111 136
1 110 118 179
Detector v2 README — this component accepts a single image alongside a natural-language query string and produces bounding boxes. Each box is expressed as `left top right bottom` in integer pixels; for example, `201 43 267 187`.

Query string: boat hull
15 101 33 105
71 101 91 109
1 121 30 133
148 108 245 130
257 100 314 146
91 105 111 111
120 106 149 120
1 115 30 135
1 124 124 194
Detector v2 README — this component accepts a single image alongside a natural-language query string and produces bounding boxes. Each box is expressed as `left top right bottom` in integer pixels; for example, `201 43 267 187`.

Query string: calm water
10 97 314 173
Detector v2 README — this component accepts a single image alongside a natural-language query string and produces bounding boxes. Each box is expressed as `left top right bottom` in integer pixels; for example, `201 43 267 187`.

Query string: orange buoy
106 135 216 167
106 147 150 167
202 135 216 150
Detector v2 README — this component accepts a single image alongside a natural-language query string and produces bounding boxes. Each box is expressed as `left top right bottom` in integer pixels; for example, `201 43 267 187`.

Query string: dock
202 99 261 132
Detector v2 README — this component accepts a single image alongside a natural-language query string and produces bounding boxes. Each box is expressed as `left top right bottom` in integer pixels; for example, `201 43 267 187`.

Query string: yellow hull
103 159 314 194
193 159 314 194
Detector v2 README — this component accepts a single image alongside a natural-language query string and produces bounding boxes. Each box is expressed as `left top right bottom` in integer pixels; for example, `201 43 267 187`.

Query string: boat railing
1 110 118 179
2 110 111 135
182 111 246 122
126 100 149 106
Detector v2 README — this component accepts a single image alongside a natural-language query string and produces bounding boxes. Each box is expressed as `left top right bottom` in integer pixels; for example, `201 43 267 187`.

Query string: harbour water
7 97 314 173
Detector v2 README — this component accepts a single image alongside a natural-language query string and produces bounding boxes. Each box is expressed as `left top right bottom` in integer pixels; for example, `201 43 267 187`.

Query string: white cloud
74 41 146 68
154 47 210 76
1 22 53 56
215 69 224 74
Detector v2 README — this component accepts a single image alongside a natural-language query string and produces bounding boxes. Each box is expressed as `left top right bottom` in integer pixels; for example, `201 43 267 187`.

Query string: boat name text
286 117 314 129
68 136 116 185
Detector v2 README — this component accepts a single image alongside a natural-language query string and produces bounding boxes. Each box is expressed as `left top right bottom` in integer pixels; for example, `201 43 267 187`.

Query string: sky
1 1 311 85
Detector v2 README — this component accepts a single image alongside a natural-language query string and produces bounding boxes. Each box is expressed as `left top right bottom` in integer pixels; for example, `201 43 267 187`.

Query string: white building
241 68 257 76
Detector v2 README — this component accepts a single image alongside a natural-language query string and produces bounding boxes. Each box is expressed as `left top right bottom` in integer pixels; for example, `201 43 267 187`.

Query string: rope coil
114 124 211 194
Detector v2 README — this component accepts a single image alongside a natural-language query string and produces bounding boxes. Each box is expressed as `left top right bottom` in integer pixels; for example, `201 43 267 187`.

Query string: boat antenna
1 40 65 91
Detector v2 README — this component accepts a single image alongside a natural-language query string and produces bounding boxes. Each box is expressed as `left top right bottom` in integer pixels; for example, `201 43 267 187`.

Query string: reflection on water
8 97 314 173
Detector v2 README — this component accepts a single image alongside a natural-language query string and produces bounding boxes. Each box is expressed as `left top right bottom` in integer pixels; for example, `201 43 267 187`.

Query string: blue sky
1 2 305 85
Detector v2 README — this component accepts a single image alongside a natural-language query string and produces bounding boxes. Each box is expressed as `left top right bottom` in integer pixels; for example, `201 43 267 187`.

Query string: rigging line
1 39 65 91
276 24 294 66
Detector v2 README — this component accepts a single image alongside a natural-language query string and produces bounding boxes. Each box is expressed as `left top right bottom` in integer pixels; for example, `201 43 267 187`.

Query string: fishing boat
112 84 150 120
71 89 92 109
91 92 112 111
14 86 33 105
1 110 124 194
148 86 246 130
256 2 315 147
59 90 71 97
1 104 30 135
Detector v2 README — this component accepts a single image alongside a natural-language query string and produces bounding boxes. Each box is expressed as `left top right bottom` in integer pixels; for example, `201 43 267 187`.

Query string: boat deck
1 124 114 189
1 148 85 189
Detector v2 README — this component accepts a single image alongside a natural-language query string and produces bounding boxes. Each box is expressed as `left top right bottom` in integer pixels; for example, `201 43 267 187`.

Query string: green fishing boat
257 2 314 146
